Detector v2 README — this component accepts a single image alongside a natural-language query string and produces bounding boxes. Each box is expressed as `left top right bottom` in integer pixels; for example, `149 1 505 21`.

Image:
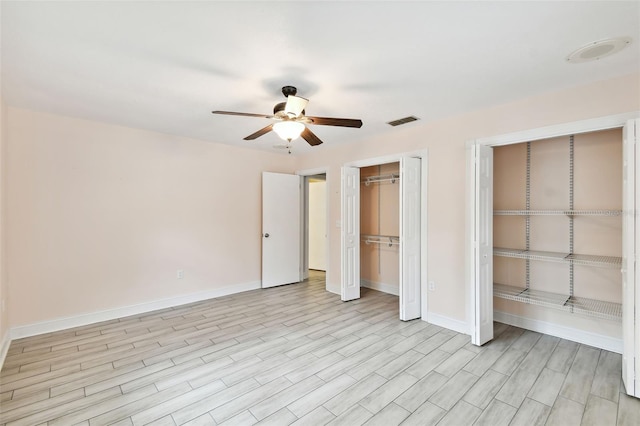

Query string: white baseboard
494 310 623 354
0 329 10 371
10 281 261 340
426 312 469 335
361 280 399 296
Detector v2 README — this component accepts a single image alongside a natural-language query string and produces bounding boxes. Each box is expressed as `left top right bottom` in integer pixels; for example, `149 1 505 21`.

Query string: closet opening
360 163 400 300
493 130 622 341
341 153 427 322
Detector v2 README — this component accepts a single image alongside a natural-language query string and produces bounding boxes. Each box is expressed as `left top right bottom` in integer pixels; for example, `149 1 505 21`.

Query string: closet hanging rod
361 234 400 247
362 174 400 186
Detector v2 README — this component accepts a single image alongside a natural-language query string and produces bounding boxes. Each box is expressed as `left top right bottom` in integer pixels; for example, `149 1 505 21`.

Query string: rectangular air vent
387 116 419 127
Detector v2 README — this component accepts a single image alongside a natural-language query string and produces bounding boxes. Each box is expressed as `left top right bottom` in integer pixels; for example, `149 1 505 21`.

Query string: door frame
466 111 640 396
297 167 330 283
341 150 429 320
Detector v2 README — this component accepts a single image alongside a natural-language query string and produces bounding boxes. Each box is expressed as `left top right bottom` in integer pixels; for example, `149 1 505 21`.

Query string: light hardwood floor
1 271 639 425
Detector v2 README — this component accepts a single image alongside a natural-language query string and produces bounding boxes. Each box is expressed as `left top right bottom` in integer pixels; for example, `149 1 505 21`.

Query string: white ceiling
2 1 639 154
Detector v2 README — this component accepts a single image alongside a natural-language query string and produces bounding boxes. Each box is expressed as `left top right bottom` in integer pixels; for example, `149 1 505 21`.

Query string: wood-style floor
1 271 639 425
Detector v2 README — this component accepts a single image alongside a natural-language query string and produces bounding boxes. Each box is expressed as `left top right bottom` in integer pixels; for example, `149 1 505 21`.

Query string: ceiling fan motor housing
273 101 305 118
273 102 287 115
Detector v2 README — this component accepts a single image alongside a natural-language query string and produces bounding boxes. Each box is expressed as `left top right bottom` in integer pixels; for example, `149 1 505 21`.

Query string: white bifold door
341 166 360 301
262 172 301 288
469 144 494 346
341 157 423 321
400 157 422 321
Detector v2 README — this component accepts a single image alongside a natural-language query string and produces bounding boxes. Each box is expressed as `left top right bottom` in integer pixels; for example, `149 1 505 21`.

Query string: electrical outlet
177 269 184 279
428 281 436 291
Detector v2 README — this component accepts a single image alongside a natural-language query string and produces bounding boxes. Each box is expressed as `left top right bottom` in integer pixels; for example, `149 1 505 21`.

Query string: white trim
426 312 469 335
361 279 399 296
0 330 10 370
420 154 429 322
301 176 309 280
495 311 623 354
467 111 640 148
296 166 330 177
344 149 428 168
10 281 261 340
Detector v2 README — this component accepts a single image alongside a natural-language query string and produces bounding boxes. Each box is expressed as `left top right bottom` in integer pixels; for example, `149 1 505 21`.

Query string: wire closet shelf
493 247 622 269
493 283 622 321
494 209 622 216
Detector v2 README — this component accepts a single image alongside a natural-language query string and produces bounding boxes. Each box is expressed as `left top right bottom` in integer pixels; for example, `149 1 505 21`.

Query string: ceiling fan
212 86 363 152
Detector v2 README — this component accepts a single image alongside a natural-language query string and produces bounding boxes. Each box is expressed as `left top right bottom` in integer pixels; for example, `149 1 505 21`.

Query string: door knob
264 233 270 238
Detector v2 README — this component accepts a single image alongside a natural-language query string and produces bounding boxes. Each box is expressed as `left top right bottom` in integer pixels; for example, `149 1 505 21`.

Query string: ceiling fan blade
306 116 363 128
244 124 274 140
212 110 274 119
284 95 309 118
300 127 323 146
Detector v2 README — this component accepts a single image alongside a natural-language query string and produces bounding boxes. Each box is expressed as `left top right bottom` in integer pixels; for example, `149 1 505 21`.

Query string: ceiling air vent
387 116 419 127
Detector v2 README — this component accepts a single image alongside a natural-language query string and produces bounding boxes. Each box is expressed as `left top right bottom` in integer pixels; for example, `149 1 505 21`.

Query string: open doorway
303 174 327 283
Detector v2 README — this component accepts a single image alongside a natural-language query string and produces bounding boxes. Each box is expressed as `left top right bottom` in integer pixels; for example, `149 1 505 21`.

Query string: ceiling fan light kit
272 121 305 142
212 85 363 153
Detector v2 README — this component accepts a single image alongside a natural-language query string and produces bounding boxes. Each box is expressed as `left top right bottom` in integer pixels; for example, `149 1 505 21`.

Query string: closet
360 163 400 296
468 115 639 398
341 155 423 321
493 129 622 333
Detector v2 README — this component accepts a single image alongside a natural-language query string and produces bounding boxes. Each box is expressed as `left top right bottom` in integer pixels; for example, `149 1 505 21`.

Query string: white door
471 144 494 346
400 157 421 321
341 166 360 301
622 118 638 397
262 172 301 288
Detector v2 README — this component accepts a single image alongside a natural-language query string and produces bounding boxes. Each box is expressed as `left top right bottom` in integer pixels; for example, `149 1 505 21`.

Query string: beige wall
296 72 640 323
2 72 638 334
6 108 295 327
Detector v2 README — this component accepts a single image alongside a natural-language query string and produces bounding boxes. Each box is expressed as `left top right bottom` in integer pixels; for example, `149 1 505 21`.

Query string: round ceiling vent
566 37 632 63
